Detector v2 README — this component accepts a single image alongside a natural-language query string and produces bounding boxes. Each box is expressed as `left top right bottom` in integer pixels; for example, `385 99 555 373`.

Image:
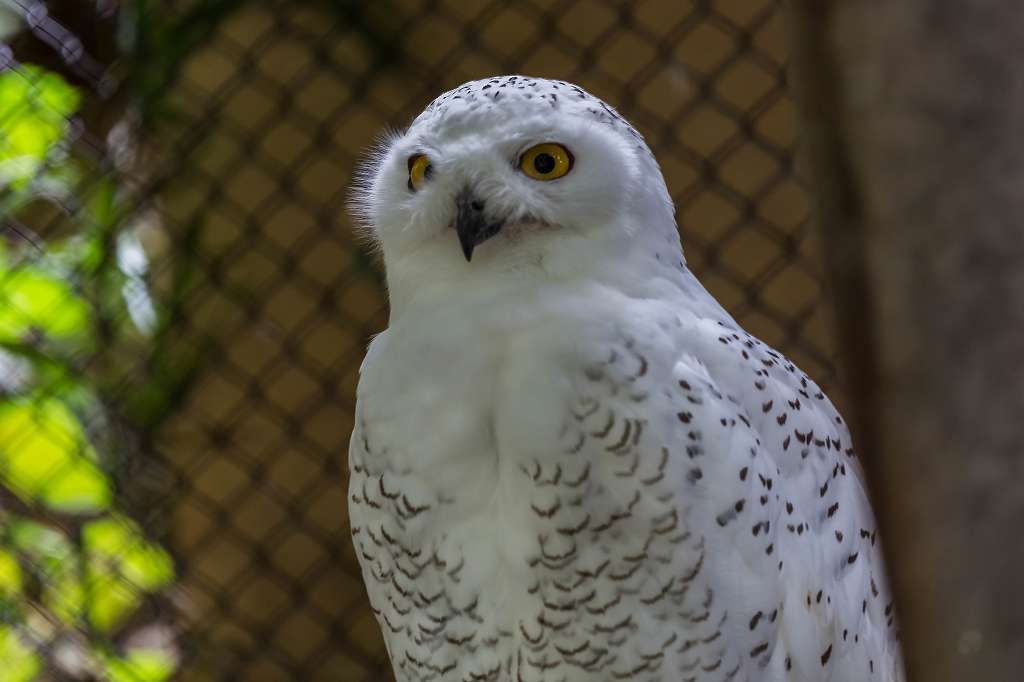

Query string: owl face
351 77 674 278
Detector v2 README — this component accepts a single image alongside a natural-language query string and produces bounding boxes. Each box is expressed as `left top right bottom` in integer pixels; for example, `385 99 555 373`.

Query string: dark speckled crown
411 75 654 159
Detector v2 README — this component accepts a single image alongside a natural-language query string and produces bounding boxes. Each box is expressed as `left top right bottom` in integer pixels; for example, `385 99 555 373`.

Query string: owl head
350 76 681 305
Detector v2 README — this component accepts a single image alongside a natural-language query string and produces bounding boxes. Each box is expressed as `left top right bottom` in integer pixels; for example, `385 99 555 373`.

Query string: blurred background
0 1 837 680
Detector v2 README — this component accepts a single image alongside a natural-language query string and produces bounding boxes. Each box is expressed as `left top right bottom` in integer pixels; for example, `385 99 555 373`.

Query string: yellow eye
408 154 432 191
519 143 573 181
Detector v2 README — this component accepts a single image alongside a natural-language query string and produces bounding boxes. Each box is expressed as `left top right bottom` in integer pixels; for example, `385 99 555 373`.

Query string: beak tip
454 189 501 262
457 234 474 261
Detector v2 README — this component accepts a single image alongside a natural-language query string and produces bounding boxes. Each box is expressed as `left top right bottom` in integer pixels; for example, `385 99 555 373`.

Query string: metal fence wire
0 1 836 680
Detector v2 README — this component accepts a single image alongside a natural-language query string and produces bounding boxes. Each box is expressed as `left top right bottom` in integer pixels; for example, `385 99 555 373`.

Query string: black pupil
533 153 556 174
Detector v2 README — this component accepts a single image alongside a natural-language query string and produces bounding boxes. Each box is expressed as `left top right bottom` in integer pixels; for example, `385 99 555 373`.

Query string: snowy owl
347 76 904 682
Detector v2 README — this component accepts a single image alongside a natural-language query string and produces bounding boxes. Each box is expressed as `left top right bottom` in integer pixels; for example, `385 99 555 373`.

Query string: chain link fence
0 1 834 679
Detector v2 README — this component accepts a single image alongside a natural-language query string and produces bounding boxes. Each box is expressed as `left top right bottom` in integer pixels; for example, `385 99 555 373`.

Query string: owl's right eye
408 154 432 191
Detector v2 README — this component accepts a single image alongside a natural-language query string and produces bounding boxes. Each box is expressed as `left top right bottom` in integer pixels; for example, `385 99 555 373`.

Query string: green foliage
0 549 22 596
0 65 180 679
83 515 175 631
0 398 111 512
0 248 91 343
8 518 84 625
0 627 40 682
101 648 176 682
0 66 81 190
0 548 23 619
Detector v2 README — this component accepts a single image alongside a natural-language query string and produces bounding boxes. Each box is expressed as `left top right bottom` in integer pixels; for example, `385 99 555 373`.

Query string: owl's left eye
519 143 573 181
408 154 432 191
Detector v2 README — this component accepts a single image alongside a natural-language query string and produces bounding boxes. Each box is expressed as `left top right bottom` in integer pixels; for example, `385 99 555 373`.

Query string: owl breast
349 290 748 682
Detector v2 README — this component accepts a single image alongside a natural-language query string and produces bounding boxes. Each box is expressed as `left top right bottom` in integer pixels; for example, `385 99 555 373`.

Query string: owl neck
382 224 725 326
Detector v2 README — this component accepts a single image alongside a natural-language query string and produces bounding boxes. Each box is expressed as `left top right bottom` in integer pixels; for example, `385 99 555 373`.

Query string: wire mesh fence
0 1 834 679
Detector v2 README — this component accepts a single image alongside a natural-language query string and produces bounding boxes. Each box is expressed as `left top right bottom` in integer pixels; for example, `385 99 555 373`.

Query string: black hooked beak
455 189 503 262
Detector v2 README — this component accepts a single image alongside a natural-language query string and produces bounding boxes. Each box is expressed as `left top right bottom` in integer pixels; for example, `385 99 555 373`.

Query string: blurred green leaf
0 66 80 188
0 549 22 597
0 398 111 512
0 548 23 621
101 648 175 682
86 571 141 633
0 627 40 682
8 520 85 625
8 519 73 567
84 516 174 590
0 263 91 343
84 516 174 631
48 570 86 627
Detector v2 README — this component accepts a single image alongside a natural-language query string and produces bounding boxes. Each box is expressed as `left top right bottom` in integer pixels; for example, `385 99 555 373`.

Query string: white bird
347 76 904 682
